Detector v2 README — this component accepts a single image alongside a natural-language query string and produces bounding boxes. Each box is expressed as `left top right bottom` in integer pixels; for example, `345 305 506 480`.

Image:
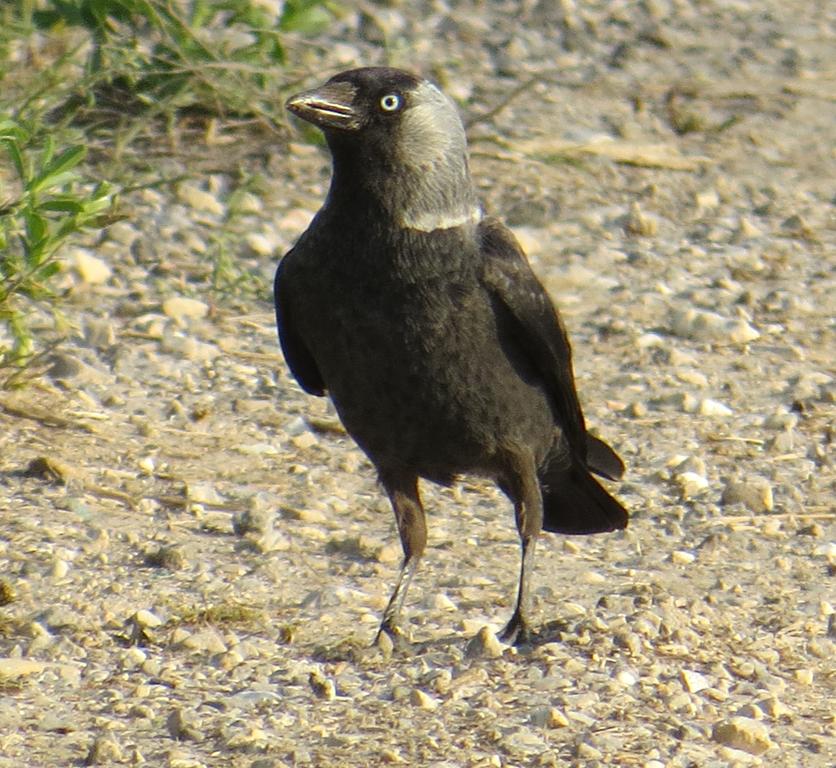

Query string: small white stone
245 232 275 256
681 668 710 693
122 647 147 669
669 306 727 340
677 369 709 388
162 296 209 323
671 550 696 566
106 220 140 246
676 471 709 498
636 332 665 349
134 610 163 628
695 188 720 210
614 667 638 686
735 216 762 239
699 398 733 417
427 593 457 612
187 482 225 505
680 392 700 413
728 318 760 343
138 456 155 475
794 668 814 685
179 628 227 654
177 183 225 215
71 248 112 284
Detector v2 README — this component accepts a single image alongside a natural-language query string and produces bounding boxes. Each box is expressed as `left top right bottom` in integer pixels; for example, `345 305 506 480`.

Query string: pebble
735 216 762 239
712 717 773 755
167 708 204 741
178 628 227 655
144 544 186 571
106 220 140 246
699 398 733 417
794 668 813 685
186 482 225 506
71 248 112 285
40 605 83 631
613 666 638 686
465 626 504 659
233 507 274 536
754 696 792 719
162 297 210 324
625 201 659 236
160 334 219 362
85 735 123 765
721 477 774 513
0 658 48 679
681 669 710 693
728 317 760 343
177 183 224 216
309 670 336 700
668 307 758 344
245 232 275 256
52 558 70 579
133 609 163 629
410 689 439 711
676 471 709 498
84 318 116 349
122 647 147 669
671 550 696 565
426 593 457 612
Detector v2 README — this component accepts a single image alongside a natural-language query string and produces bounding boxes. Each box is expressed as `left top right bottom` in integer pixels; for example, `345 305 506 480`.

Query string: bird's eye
379 93 402 112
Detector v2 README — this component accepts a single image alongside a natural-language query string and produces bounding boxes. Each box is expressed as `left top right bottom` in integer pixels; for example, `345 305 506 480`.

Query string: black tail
540 458 628 535
586 433 625 481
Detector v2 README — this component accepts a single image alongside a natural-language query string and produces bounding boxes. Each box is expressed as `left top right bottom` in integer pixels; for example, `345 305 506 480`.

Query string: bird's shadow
312 618 571 665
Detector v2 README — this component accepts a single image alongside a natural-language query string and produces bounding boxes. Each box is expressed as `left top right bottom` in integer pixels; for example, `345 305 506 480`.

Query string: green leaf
34 262 61 281
39 198 86 214
1 138 27 182
22 210 47 246
280 0 333 34
0 120 28 141
30 146 86 193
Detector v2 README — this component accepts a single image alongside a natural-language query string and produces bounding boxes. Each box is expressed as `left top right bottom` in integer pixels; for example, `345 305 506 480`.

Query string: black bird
276 67 628 644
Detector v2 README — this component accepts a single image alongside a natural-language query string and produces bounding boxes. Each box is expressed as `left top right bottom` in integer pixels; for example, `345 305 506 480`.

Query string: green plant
25 0 335 122
0 118 116 376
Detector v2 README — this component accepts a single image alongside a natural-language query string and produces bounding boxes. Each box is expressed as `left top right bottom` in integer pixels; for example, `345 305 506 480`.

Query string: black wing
274 253 326 397
479 217 624 478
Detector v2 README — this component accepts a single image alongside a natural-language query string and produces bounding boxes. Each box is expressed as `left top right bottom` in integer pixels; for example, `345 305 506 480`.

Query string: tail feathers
540 462 628 535
585 433 626 481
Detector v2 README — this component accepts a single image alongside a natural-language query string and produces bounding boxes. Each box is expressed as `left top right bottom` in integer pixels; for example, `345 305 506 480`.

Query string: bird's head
286 67 481 233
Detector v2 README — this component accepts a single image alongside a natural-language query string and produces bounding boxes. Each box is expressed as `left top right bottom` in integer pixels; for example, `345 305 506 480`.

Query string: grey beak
286 81 361 131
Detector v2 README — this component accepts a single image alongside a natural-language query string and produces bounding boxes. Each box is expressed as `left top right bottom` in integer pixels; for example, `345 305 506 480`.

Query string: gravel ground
1 2 834 766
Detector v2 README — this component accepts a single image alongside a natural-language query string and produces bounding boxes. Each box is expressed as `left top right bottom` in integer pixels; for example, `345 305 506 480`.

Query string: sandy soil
1 2 833 766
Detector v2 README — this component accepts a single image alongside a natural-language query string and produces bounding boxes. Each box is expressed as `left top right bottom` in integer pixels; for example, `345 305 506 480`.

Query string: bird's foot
374 620 411 652
499 612 532 646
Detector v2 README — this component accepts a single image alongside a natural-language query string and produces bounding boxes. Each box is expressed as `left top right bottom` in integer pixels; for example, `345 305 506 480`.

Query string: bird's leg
499 451 543 645
500 536 537 645
376 474 426 644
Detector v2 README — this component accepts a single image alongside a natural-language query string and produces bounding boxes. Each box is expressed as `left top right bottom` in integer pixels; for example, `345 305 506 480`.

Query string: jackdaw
275 67 628 645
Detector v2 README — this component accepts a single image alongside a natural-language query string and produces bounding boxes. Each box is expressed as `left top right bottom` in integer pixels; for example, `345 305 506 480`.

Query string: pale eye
379 93 401 112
